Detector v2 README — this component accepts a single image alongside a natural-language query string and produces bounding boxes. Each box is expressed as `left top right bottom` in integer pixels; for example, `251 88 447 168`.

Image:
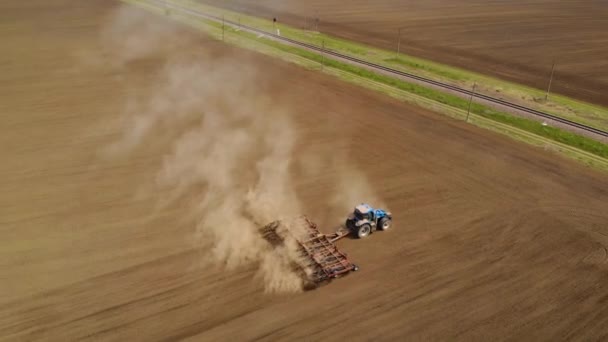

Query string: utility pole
397 28 402 55
321 39 325 70
545 60 555 102
466 82 477 122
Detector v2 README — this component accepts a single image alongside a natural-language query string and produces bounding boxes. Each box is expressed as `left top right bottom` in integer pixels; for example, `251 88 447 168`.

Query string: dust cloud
96 4 384 293
329 155 386 216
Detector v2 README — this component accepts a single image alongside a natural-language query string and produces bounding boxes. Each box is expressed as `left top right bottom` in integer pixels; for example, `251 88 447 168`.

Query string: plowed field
2 1 608 340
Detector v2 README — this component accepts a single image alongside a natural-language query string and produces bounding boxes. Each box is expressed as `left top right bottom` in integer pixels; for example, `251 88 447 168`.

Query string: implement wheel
356 223 371 238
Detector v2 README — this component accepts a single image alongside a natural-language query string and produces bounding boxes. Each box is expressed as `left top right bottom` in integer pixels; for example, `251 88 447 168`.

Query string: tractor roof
355 203 372 213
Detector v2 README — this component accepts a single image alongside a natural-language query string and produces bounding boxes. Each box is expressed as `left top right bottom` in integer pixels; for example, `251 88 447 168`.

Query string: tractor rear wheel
378 217 392 231
356 224 371 238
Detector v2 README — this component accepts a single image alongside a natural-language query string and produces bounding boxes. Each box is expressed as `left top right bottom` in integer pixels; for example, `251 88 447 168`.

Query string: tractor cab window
354 209 370 221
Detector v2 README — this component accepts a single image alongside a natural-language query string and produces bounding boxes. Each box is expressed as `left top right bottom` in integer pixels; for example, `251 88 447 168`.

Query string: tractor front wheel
356 224 372 239
378 217 392 231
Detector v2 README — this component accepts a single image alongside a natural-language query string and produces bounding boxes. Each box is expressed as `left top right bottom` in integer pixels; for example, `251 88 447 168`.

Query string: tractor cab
346 203 393 239
354 204 373 221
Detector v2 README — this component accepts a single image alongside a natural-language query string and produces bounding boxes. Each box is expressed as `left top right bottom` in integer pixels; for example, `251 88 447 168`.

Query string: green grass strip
174 0 608 132
127 0 608 163
255 39 608 159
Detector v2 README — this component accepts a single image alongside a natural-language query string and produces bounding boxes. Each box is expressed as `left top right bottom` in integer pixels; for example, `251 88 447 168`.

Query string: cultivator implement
297 217 358 283
259 203 392 288
260 216 358 288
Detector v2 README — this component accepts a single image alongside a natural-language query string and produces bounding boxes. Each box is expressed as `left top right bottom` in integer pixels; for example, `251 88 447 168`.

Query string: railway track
143 0 608 141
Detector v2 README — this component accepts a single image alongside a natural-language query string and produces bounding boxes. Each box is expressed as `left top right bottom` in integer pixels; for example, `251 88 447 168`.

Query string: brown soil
2 1 608 340
200 0 608 107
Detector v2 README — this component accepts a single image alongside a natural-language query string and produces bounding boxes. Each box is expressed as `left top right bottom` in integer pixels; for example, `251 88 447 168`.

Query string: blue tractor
345 203 392 239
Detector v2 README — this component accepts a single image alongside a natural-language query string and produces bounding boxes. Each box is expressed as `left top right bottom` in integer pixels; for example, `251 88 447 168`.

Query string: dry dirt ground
2 0 608 341
200 0 608 107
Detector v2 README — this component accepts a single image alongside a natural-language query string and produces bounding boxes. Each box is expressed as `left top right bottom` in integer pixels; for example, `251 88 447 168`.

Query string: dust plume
148 63 307 293
96 4 310 293
98 4 183 68
96 4 384 293
328 155 386 218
